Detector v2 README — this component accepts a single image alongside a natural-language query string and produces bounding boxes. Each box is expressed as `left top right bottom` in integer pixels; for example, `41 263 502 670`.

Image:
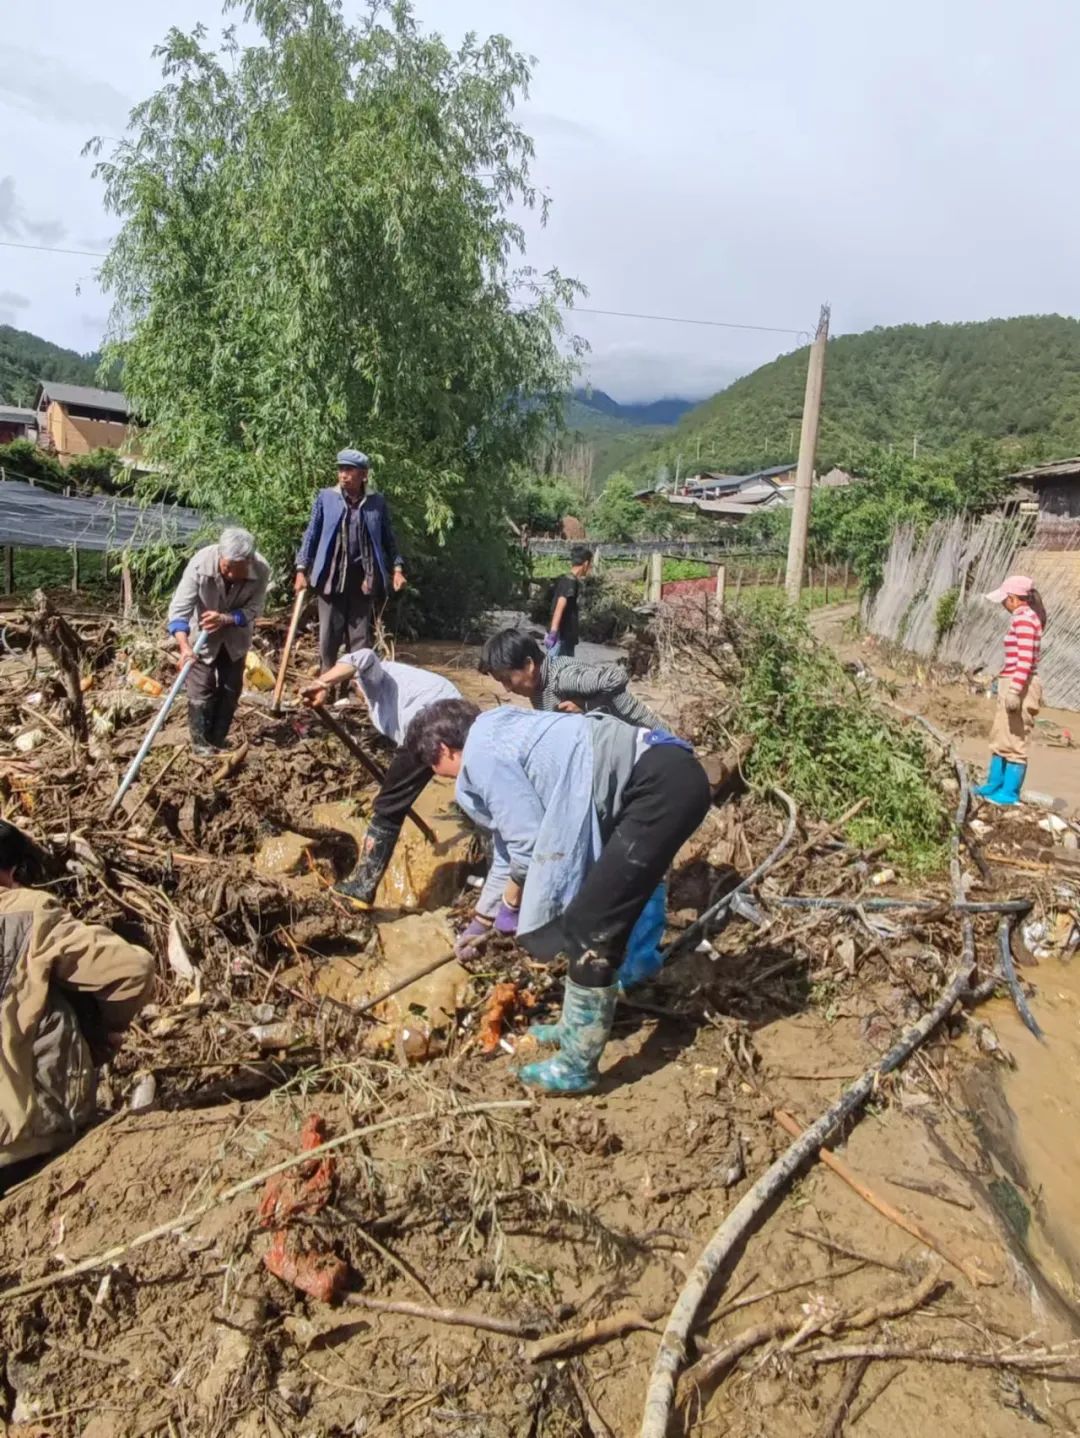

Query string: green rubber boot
518 979 617 1095
527 1017 564 1046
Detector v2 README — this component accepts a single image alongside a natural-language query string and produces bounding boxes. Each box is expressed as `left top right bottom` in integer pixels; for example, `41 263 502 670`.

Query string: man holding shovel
301 649 460 909
168 527 270 756
294 450 407 695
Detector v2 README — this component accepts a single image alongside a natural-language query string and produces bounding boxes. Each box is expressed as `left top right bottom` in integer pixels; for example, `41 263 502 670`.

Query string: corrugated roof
0 480 204 552
1006 458 1080 483
35 381 131 416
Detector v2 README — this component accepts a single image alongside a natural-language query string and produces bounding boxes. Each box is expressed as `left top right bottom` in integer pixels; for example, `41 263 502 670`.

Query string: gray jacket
537 655 663 730
343 649 460 747
167 543 271 662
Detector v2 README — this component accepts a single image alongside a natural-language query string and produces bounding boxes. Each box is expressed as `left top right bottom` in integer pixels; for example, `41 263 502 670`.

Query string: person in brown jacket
0 821 154 1176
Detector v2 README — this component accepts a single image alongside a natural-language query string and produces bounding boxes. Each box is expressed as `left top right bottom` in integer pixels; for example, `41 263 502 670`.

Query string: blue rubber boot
528 1017 564 1046
616 885 668 992
518 979 617 1094
974 754 1006 798
986 760 1026 807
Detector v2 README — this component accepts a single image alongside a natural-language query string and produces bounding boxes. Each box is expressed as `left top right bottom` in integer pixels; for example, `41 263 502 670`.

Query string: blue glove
645 729 693 752
494 901 519 936
455 917 490 959
543 632 559 650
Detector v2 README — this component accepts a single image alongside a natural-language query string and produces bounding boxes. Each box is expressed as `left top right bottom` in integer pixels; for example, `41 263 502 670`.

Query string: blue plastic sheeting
0 481 205 553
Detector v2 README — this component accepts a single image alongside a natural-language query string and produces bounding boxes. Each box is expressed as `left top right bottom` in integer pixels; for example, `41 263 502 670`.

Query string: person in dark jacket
545 545 592 658
294 449 407 679
479 628 664 729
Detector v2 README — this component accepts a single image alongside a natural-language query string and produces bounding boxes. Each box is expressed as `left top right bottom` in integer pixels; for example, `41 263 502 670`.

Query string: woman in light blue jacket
406 701 711 1094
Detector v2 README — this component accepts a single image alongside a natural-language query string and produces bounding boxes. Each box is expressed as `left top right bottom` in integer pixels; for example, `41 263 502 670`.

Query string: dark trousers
563 744 711 987
187 650 245 742
373 746 433 827
318 579 375 674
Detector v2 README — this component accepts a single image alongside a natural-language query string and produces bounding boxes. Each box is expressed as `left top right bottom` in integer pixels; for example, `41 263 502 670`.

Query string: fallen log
638 959 976 1438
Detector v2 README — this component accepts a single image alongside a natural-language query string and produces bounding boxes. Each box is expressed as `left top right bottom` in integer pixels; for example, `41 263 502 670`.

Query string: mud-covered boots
518 978 617 1095
333 816 402 910
188 701 215 757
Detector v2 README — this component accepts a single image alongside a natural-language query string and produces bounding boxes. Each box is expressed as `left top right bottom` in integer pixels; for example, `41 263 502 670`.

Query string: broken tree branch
638 958 975 1438
682 1268 944 1394
774 1110 994 1287
343 1292 537 1339
814 1356 871 1438
526 1307 667 1362
804 1342 1080 1378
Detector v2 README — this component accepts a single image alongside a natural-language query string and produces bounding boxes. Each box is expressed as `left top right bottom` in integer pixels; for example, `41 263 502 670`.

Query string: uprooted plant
657 593 951 874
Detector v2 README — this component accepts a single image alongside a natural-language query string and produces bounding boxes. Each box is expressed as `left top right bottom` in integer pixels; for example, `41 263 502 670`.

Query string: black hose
768 895 1033 916
996 915 1044 1040
661 786 798 962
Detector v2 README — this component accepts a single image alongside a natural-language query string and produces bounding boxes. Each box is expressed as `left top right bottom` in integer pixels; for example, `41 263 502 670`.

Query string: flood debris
2 600 1077 1438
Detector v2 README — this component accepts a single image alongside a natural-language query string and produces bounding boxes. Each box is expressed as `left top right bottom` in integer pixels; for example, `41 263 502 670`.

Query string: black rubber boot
188 702 215 757
207 691 240 751
333 817 403 910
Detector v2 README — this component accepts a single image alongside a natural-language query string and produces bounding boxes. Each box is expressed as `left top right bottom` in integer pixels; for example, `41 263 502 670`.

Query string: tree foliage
90 0 581 625
742 438 1009 588
617 316 1080 485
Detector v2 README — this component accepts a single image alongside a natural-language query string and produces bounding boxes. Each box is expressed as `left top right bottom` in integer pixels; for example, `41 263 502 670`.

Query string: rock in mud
254 831 315 877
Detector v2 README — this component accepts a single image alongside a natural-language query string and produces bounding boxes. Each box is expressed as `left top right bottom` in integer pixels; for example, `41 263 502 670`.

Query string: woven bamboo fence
863 513 1080 709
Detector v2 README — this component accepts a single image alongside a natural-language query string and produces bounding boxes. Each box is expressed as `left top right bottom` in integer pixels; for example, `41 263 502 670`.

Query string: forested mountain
618 315 1080 485
0 325 102 407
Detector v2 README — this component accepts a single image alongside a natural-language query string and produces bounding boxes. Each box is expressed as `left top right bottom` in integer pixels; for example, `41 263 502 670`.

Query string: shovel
271 589 307 716
314 706 437 844
105 630 208 820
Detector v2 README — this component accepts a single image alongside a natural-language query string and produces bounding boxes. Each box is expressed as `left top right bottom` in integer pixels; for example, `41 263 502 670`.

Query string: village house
0 405 37 446
34 381 135 464
1007 458 1080 549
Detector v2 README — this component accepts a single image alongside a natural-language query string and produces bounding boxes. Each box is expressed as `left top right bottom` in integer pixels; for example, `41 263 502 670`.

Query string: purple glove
455 917 490 959
543 631 559 650
494 901 520 935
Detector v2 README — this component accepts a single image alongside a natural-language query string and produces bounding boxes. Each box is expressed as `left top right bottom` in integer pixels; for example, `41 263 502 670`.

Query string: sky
3 0 1080 401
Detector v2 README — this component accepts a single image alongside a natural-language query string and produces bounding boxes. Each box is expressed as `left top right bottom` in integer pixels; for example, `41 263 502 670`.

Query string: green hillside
0 325 101 407
619 315 1080 485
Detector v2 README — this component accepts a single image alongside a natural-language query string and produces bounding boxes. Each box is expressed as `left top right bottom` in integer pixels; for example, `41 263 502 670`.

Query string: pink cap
984 575 1033 603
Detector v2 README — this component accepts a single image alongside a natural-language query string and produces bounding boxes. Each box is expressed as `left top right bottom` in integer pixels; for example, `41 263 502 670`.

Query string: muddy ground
1 600 1080 1436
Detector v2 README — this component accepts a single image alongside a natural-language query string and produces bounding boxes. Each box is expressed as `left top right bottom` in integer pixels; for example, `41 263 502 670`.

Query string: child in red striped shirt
975 575 1047 807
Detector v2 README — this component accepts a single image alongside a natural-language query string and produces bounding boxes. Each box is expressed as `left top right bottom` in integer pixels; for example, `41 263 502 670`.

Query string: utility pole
784 304 830 604
912 433 919 459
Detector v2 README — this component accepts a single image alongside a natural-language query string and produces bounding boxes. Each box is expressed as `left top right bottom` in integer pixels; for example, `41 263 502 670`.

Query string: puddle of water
982 958 1080 1305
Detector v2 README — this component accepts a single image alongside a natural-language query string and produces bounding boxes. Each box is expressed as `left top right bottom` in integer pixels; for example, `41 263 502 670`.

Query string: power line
559 305 805 336
0 240 109 258
2 239 807 337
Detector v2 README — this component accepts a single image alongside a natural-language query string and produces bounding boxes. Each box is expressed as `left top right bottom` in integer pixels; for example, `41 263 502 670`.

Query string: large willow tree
91 0 582 623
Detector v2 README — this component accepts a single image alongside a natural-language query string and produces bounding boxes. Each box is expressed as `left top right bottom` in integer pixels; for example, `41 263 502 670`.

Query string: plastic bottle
244 650 276 692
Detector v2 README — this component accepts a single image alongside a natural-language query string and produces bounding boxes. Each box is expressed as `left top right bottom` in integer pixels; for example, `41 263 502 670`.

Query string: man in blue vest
294 449 407 681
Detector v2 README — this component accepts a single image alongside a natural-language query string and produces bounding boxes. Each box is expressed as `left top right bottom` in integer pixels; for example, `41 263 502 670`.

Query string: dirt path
812 602 1080 813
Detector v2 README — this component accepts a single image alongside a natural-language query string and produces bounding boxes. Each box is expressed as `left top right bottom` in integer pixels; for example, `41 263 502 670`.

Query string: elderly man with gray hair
167 527 271 755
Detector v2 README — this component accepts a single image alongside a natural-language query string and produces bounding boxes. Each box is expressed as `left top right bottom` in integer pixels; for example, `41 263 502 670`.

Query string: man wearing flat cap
295 449 407 681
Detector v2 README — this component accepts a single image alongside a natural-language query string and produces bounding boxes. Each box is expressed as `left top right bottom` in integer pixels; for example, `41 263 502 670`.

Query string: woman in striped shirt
974 575 1047 807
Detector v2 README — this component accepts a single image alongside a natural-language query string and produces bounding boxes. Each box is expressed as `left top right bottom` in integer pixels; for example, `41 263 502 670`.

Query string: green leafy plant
683 594 950 874
935 586 960 644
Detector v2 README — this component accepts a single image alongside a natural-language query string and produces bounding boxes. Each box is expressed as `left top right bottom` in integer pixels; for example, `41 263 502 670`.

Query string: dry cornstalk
638 959 975 1438
774 1110 994 1286
0 1100 531 1305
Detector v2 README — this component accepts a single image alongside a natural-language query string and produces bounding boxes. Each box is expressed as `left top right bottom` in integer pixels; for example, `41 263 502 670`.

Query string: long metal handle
105 630 208 819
